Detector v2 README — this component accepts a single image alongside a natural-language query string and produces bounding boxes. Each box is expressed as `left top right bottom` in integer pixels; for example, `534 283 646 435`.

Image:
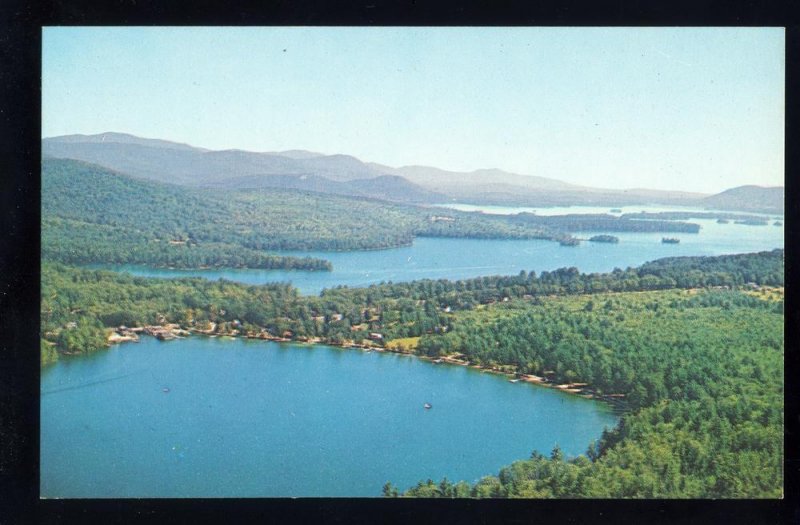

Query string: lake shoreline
97 324 627 410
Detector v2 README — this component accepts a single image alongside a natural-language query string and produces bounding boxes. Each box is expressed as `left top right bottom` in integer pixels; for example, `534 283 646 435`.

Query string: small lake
41 337 618 498
90 205 784 295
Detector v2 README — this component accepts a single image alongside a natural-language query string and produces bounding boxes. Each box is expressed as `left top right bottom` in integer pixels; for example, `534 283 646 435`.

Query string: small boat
509 379 520 383
424 403 432 409
661 237 680 244
162 387 170 393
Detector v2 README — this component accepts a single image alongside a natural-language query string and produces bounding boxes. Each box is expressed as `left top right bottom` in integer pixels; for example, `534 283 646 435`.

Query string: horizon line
41 130 785 194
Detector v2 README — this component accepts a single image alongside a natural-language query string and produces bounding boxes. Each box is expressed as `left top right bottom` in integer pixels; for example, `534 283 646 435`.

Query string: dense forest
42 158 573 269
40 249 784 498
510 212 701 233
396 287 783 498
42 217 332 271
41 249 783 357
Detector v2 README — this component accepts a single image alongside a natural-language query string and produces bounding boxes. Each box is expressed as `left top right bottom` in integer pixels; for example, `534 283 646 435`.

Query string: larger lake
91 205 784 295
41 337 618 498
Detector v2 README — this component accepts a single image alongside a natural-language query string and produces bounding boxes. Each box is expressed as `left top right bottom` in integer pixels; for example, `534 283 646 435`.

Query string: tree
382 481 399 497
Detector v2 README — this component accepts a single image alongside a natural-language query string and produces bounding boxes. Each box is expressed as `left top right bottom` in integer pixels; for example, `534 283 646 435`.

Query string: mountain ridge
42 132 782 212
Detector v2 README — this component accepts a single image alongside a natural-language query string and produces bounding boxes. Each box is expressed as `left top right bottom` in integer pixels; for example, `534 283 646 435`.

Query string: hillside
41 158 568 268
206 173 444 203
702 185 784 214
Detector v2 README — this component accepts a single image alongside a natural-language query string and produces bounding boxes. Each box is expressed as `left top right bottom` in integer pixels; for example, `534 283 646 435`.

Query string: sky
42 27 784 193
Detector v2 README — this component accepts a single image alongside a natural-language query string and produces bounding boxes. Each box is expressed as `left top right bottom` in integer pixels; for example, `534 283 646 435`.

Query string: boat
661 237 680 244
424 403 432 409
162 387 170 393
509 379 520 383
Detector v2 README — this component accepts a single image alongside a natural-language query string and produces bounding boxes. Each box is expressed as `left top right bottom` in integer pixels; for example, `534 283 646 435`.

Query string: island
588 235 619 244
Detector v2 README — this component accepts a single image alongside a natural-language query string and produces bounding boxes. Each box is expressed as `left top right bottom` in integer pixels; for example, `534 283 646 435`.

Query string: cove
41 337 618 498
89 206 784 295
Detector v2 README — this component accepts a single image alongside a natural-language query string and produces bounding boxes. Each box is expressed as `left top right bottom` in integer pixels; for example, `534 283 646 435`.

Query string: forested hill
42 159 331 270
41 158 567 268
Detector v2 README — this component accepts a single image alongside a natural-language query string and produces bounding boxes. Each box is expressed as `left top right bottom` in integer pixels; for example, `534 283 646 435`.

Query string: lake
40 337 618 498
438 202 784 218
90 205 784 295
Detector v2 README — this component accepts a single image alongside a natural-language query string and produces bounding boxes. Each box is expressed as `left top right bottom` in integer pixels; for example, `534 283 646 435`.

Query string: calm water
41 337 617 498
438 202 784 218
91 206 784 295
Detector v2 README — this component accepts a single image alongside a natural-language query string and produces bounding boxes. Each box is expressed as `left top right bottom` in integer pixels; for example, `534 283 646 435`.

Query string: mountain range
41 132 784 213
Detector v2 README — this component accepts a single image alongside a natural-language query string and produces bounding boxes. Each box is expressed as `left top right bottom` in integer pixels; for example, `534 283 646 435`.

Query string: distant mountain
702 185 784 214
268 149 325 160
42 135 388 185
43 132 777 211
47 132 207 152
369 163 584 192
371 163 709 206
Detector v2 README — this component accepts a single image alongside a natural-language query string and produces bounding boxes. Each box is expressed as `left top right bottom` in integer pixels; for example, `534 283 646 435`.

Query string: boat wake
41 370 143 396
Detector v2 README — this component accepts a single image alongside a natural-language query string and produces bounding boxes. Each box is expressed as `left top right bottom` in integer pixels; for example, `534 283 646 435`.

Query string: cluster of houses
107 324 191 344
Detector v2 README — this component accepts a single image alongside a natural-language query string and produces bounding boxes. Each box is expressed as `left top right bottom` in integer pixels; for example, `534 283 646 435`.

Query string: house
368 332 383 341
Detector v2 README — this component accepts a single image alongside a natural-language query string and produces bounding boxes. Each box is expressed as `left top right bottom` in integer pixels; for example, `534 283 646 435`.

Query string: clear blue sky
42 27 784 193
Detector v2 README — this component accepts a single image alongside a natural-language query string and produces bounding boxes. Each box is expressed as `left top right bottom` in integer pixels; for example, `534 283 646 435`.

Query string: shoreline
98 324 627 410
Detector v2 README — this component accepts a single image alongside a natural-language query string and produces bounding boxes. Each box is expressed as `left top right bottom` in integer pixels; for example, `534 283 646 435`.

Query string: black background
1 2 797 523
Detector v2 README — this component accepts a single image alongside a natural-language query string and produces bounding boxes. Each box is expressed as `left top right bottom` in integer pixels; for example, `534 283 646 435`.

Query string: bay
41 337 618 498
89 205 784 295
